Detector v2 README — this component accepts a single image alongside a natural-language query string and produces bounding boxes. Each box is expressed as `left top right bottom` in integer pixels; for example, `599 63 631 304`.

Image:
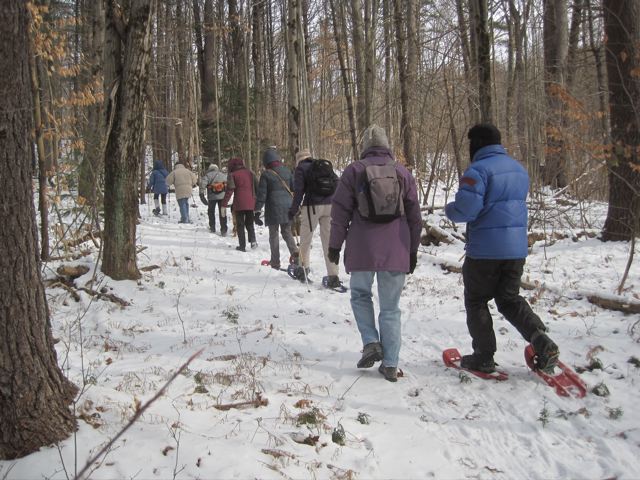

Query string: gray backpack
356 161 404 223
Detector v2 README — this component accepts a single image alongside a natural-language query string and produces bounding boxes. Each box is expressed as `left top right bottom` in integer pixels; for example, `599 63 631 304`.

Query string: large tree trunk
102 0 153 280
542 0 569 188
330 0 358 161
0 0 77 459
78 0 106 206
286 0 302 160
394 0 414 166
601 1 640 241
470 0 492 123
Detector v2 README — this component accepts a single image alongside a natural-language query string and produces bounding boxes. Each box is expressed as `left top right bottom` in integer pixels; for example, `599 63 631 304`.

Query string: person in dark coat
147 160 169 215
445 123 559 374
329 125 422 382
222 157 258 251
255 147 299 269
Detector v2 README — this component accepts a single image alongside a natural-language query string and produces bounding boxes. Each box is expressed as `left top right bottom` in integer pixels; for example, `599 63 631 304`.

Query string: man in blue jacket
445 123 559 374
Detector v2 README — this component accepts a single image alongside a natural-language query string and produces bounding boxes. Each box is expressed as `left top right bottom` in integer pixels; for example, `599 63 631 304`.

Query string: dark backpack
356 161 404 223
305 158 338 197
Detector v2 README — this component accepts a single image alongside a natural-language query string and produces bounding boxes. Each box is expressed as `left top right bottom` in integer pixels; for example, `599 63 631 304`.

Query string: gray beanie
362 124 390 150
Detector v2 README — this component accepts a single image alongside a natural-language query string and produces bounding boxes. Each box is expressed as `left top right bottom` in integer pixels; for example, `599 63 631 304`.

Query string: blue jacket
445 144 529 259
147 160 169 194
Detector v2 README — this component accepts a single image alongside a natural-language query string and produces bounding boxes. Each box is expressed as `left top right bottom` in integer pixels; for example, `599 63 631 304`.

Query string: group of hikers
146 123 561 383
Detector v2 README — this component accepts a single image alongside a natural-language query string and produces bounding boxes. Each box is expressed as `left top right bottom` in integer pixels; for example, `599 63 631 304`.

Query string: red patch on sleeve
460 177 476 187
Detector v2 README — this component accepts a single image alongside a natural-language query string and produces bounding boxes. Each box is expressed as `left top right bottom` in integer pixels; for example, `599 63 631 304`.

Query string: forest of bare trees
1 0 639 459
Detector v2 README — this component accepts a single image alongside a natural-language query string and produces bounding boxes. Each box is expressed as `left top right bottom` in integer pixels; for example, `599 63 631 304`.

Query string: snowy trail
3 205 640 480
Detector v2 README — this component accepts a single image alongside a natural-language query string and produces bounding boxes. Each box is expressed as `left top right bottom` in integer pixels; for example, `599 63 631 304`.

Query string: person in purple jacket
445 123 559 374
328 125 422 382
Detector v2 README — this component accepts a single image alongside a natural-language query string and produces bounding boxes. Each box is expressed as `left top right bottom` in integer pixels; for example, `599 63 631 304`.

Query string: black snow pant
235 210 256 250
462 257 546 355
207 199 227 234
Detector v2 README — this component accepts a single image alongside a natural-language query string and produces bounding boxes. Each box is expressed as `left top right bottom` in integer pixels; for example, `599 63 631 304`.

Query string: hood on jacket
207 163 220 172
153 160 166 170
262 148 281 167
227 157 245 172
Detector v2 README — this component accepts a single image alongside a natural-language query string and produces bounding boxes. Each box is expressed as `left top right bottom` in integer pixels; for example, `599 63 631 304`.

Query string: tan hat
295 148 312 164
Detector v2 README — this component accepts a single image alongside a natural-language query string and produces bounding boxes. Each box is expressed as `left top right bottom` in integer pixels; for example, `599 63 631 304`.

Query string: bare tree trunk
393 0 414 166
286 0 302 160
507 0 531 165
383 0 392 134
586 0 609 138
27 19 50 261
566 0 584 90
350 0 367 132
0 0 78 459
542 0 569 188
601 1 640 241
330 0 358 161
102 0 154 280
78 0 106 206
470 0 492 123
456 0 477 121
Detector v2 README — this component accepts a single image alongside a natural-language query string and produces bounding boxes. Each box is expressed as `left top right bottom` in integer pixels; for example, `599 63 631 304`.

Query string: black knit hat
468 123 501 160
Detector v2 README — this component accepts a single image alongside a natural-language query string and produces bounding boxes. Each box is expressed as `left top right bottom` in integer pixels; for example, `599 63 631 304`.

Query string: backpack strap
268 169 293 197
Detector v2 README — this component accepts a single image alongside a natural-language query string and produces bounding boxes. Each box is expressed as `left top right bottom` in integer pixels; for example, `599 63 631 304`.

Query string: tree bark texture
330 0 358 161
287 0 301 160
393 0 414 166
78 0 106 206
470 0 492 123
542 0 569 188
602 1 640 241
102 0 153 280
0 0 77 460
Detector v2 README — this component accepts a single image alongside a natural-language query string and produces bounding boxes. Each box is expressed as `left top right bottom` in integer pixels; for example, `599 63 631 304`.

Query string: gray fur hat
362 124 389 150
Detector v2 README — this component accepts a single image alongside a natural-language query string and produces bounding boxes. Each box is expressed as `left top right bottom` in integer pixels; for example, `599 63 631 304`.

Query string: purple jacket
329 147 422 273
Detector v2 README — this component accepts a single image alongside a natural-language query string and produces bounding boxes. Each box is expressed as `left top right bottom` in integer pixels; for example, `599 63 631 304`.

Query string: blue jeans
350 271 406 367
177 197 189 223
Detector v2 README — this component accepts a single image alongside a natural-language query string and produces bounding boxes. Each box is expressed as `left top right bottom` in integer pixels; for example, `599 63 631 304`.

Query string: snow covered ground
2 193 639 480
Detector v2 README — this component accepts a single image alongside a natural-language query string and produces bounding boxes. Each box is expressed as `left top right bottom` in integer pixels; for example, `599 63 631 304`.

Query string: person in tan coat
166 162 198 223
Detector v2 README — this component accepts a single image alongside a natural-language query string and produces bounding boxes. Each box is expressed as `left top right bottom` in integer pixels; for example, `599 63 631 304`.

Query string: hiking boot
357 342 383 368
531 330 559 374
325 275 342 289
251 242 258 249
152 207 160 216
236 246 246 252
270 263 281 270
294 266 310 282
378 364 398 382
460 352 496 373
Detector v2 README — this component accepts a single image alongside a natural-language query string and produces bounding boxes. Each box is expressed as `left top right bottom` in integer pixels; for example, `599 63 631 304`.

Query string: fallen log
213 394 268 411
424 253 640 314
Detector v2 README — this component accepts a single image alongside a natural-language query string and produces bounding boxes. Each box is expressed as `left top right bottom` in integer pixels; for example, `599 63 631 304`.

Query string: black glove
409 251 417 274
327 247 340 265
199 192 208 206
254 211 263 226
